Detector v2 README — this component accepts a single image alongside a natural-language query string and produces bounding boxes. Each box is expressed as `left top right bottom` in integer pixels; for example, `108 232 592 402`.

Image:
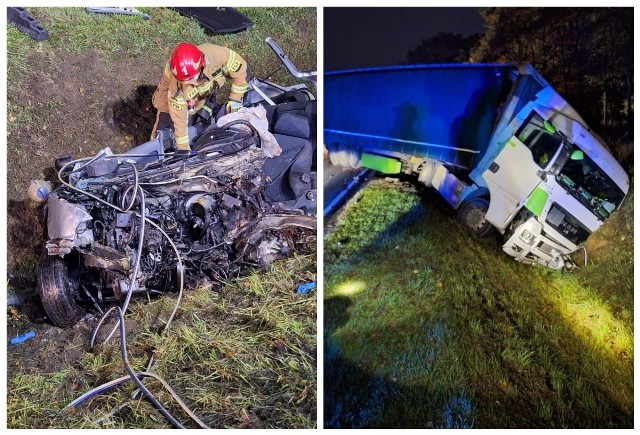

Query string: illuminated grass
324 179 633 428
545 274 633 359
329 280 367 298
325 183 422 260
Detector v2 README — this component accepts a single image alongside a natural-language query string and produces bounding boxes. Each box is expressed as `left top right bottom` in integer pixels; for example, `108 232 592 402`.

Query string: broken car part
85 7 151 21
8 7 48 41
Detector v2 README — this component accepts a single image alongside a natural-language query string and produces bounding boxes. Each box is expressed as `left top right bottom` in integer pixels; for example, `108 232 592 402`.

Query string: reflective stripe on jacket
152 43 248 144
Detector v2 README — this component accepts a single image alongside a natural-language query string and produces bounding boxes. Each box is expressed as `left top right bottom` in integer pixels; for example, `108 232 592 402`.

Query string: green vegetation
324 179 633 428
6 7 316 92
8 253 316 428
7 7 317 429
6 7 315 136
472 8 633 168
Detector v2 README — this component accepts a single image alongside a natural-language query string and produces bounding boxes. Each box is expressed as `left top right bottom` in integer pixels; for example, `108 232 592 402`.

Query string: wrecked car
36 38 318 327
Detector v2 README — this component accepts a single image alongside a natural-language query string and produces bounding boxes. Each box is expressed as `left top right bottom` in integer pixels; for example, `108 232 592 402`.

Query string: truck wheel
457 198 494 238
37 250 86 328
328 145 341 166
328 143 360 168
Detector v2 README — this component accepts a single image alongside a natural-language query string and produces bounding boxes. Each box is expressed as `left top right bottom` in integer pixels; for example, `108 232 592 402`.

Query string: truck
324 63 629 269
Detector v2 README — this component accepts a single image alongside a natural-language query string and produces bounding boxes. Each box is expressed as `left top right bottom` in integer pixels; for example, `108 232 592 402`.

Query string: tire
457 197 494 238
37 250 86 328
328 145 341 167
345 145 361 169
328 143 360 168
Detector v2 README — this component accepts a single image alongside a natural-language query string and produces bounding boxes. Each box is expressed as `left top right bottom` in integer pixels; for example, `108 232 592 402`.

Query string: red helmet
170 42 204 81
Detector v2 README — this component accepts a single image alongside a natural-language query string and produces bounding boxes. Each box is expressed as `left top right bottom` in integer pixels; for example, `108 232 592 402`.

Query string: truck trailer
324 63 629 269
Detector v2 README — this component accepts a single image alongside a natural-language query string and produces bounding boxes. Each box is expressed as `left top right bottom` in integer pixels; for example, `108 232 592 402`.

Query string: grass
324 178 633 428
7 253 317 429
7 7 316 95
5 6 314 151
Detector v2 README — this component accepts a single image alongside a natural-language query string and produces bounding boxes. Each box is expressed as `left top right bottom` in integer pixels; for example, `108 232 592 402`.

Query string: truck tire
328 144 341 166
457 198 494 238
37 250 86 328
328 143 360 168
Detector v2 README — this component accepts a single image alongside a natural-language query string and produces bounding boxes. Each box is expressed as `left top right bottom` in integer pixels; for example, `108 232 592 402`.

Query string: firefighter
151 42 249 154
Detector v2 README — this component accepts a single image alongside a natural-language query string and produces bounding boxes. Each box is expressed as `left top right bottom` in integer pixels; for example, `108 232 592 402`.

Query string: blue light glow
325 64 515 169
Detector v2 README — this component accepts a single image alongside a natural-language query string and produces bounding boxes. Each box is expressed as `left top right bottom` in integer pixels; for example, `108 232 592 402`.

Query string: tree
471 7 633 168
405 32 480 64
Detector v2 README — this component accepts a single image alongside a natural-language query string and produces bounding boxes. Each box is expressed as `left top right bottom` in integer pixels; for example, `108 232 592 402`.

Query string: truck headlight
519 229 536 245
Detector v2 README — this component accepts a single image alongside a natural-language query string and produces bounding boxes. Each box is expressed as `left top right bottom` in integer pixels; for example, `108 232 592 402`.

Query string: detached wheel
37 250 86 327
457 198 494 238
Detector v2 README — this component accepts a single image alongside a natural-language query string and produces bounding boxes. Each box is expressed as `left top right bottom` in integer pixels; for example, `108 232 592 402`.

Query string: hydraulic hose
67 370 210 429
91 306 185 429
58 156 192 426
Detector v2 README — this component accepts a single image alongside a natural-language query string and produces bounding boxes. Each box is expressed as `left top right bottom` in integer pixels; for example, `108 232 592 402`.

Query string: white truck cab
483 88 628 268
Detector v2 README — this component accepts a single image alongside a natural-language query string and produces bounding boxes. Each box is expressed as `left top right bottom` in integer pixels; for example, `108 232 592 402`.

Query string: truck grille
537 241 556 255
545 203 590 246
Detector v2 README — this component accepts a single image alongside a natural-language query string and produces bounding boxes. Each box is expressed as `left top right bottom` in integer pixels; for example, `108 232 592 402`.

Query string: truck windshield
555 148 625 220
516 112 563 169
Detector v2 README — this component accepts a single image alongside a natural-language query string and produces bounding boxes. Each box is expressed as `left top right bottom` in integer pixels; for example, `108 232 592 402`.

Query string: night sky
324 7 485 71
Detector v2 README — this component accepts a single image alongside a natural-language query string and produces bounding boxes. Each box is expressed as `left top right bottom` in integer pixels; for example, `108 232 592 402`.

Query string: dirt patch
7 50 161 201
7 48 162 274
7 47 165 383
8 308 95 374
7 200 45 289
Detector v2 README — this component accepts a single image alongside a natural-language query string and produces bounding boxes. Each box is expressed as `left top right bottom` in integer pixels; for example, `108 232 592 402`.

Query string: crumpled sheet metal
218 105 282 158
46 193 94 247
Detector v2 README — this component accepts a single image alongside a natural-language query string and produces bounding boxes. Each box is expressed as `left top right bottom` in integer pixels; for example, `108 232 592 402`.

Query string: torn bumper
502 217 574 269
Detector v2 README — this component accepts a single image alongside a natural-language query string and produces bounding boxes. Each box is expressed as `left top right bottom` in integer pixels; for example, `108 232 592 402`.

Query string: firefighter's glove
225 99 242 114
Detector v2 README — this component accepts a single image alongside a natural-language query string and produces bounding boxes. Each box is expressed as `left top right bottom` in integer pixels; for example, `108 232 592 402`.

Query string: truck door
482 111 562 230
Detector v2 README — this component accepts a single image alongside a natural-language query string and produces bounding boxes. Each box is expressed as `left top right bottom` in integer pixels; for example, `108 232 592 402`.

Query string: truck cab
324 63 629 270
479 88 629 269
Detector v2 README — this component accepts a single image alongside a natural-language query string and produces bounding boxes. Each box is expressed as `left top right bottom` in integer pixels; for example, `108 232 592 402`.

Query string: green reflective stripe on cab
360 153 401 174
525 187 548 217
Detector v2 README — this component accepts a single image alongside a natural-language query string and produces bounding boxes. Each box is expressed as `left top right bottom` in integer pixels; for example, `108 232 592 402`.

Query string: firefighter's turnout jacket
152 44 249 150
